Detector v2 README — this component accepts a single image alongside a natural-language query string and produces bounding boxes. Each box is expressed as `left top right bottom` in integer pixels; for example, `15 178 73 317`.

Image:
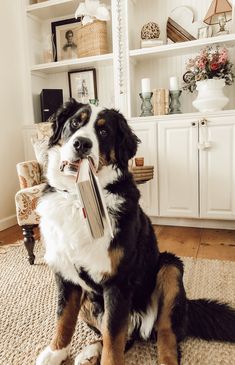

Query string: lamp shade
204 0 232 24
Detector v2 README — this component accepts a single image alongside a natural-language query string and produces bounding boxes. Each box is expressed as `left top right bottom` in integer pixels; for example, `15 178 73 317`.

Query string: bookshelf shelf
129 34 235 62
26 0 77 20
31 53 114 74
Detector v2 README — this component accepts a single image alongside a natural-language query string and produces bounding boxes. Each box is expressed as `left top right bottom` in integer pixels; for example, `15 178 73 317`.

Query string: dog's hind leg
36 274 82 365
155 253 187 365
75 341 103 365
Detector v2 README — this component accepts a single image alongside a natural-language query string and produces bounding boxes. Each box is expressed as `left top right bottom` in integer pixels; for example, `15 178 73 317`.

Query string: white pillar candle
169 76 179 91
141 78 151 93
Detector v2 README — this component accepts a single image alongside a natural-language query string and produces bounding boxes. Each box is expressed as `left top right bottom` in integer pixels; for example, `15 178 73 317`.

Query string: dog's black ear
114 110 140 169
48 98 84 147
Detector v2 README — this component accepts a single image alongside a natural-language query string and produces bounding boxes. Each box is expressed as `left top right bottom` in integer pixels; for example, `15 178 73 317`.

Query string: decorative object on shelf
51 18 81 61
68 69 97 104
169 90 182 114
89 98 99 106
42 34 56 63
140 22 162 48
139 92 153 117
139 78 153 116
141 22 160 39
76 20 108 57
183 45 234 112
203 0 232 36
153 89 169 115
74 0 109 57
75 0 110 26
141 78 151 93
130 165 154 184
193 79 229 112
135 157 144 167
40 89 63 123
167 6 197 43
169 76 182 114
197 25 213 39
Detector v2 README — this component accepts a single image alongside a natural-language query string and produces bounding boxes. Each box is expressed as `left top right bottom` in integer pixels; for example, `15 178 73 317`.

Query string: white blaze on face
60 104 102 171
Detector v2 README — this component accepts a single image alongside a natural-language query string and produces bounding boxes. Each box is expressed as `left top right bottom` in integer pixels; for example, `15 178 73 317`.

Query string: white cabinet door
158 120 199 218
130 121 158 216
200 117 235 220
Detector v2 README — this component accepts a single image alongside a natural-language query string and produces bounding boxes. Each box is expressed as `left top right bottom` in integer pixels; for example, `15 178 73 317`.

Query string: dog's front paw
36 346 69 365
75 342 102 365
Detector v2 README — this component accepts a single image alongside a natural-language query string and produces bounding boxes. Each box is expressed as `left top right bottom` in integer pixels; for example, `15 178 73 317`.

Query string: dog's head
47 99 139 187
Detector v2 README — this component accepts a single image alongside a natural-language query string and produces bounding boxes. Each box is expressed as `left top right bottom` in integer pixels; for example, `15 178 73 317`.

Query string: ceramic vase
193 79 229 113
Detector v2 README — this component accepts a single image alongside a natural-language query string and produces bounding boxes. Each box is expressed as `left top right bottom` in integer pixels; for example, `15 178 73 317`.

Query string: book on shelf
75 158 114 240
153 88 169 115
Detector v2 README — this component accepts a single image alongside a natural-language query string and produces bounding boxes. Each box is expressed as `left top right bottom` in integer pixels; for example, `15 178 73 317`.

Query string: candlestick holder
169 90 182 114
139 92 153 117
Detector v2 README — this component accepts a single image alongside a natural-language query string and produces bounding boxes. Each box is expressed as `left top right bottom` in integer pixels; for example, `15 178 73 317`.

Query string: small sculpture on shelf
141 21 163 48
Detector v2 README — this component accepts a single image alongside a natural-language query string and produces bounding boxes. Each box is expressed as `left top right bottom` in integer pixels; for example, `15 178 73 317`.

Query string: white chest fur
37 187 122 290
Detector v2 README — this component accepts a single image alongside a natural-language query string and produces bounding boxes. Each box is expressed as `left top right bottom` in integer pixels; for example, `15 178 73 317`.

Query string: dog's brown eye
99 129 108 137
71 119 80 129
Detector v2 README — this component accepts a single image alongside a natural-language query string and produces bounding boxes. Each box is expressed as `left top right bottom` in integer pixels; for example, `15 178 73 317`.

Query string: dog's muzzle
73 137 93 157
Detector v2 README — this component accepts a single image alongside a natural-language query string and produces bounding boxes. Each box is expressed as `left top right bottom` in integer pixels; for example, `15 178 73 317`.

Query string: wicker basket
77 20 108 58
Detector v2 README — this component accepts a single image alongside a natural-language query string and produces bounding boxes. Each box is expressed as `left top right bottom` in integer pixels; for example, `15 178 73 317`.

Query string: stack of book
75 158 113 240
131 165 154 184
153 89 169 115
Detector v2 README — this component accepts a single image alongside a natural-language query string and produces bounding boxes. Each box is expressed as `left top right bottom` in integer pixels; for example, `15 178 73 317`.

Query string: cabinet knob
191 122 197 127
200 118 207 126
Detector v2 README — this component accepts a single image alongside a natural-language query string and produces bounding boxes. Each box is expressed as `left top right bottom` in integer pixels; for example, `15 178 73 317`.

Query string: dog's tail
186 298 235 342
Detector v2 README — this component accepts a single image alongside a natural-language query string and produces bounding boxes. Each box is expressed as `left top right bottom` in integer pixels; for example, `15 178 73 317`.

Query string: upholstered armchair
15 122 52 264
15 162 46 264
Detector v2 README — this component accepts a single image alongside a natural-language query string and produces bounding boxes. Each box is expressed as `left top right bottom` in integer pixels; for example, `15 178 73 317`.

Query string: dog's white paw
75 342 102 365
36 345 69 365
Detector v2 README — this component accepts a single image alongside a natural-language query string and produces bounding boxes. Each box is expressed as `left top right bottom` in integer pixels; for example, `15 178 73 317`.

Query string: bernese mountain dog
36 99 235 365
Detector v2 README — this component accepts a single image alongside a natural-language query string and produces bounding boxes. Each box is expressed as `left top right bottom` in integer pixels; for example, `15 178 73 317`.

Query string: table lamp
203 0 232 35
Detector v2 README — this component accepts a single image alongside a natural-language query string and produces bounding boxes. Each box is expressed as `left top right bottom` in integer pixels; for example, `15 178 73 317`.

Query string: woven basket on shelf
77 20 108 58
131 165 154 184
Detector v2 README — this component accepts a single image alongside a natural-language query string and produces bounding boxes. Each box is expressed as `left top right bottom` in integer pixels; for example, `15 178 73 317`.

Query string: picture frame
68 69 98 104
197 25 211 39
51 17 81 61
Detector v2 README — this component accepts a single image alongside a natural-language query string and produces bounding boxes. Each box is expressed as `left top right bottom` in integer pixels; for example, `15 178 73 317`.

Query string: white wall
0 0 25 230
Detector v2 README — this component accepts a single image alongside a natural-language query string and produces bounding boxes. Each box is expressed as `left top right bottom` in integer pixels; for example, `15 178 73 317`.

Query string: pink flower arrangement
183 46 234 92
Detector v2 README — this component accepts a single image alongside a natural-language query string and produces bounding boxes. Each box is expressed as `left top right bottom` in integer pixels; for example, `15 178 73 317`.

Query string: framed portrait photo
51 17 81 61
197 25 211 39
68 69 98 104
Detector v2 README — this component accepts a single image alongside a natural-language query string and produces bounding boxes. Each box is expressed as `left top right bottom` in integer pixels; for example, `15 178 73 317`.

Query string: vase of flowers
183 46 234 112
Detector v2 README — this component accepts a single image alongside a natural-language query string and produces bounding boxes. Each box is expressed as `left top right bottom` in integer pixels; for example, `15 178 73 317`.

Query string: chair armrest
16 160 41 189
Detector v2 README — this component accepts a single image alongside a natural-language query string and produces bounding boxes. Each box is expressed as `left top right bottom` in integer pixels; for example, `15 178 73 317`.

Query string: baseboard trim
0 215 17 231
150 216 235 230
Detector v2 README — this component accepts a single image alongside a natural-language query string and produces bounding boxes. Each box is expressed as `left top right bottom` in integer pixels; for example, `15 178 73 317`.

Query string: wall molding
0 215 17 232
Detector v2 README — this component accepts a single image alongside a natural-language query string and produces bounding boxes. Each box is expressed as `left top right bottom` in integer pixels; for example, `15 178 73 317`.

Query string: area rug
0 242 235 365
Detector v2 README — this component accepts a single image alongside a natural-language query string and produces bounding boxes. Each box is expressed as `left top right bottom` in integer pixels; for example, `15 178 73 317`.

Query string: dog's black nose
73 137 93 154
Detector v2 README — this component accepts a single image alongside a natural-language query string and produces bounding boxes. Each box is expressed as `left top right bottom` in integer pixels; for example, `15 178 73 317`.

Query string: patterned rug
0 242 235 365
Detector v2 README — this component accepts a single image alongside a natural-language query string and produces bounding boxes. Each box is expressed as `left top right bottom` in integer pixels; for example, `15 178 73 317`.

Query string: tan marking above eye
80 112 88 121
97 118 106 126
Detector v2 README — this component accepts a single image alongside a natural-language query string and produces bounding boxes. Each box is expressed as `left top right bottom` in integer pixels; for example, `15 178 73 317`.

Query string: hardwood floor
0 225 235 261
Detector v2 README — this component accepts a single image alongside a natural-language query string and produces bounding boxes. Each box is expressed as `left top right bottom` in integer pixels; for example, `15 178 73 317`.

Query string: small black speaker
40 89 63 122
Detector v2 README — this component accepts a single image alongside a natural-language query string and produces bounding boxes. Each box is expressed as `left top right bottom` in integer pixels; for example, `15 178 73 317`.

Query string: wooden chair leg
22 225 37 265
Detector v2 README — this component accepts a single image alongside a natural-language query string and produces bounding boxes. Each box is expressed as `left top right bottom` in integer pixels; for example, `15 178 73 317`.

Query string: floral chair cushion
15 183 46 226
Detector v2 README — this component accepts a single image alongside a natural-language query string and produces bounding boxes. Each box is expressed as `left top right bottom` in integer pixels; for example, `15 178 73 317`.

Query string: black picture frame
68 69 98 103
51 17 81 62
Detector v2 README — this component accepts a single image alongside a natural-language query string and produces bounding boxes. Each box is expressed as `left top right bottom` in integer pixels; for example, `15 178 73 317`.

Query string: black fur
187 299 235 342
